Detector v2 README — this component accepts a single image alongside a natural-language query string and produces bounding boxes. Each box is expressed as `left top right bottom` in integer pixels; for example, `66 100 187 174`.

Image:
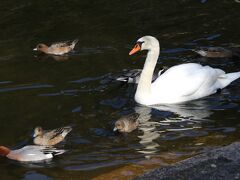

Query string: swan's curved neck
135 46 159 102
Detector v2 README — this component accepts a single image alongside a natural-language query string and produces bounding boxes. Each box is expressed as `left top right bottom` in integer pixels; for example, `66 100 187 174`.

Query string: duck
33 126 72 146
129 36 240 105
113 113 139 133
192 47 240 58
33 39 78 55
116 66 168 84
0 145 65 162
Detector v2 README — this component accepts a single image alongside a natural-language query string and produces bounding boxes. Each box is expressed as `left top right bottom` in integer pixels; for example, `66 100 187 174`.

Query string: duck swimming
129 36 240 105
116 66 168 84
0 145 65 162
33 39 78 55
192 47 240 58
113 113 139 133
33 126 72 146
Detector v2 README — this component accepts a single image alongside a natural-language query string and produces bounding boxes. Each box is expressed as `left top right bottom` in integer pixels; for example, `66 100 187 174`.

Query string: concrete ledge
136 142 240 180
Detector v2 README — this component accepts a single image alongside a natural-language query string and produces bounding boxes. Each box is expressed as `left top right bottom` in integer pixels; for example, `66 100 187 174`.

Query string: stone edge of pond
135 141 240 180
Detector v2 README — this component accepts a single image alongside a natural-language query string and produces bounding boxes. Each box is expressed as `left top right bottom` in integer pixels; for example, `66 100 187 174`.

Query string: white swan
129 36 240 105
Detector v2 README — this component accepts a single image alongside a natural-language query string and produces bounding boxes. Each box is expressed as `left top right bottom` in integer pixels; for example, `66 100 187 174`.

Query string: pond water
0 0 239 179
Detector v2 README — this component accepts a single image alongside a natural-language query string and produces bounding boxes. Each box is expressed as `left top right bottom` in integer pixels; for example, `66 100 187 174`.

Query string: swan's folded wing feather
151 63 223 99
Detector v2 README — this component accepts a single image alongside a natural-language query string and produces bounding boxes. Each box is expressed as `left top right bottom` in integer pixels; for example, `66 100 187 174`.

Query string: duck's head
0 146 10 156
33 126 43 137
113 120 125 132
129 36 159 55
33 44 48 52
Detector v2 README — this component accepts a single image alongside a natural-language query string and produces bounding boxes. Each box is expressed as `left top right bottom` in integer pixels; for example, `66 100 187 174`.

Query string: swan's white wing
151 63 224 102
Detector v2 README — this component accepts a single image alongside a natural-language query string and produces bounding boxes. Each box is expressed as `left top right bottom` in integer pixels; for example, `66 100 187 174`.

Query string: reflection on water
0 0 239 179
14 159 54 169
134 106 160 157
131 100 213 157
152 101 213 120
24 171 53 180
0 84 53 93
34 54 71 62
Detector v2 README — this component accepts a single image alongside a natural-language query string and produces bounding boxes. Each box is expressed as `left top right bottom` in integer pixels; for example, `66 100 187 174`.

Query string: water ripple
0 84 53 93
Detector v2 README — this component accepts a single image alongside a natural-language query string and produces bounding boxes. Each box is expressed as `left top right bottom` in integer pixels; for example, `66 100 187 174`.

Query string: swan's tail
218 71 240 88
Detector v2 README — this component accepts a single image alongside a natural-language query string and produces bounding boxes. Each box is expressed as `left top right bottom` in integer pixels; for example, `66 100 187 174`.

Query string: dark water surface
0 0 239 179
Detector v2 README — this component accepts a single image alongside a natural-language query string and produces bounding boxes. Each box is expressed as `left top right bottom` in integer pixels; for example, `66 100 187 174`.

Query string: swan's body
129 36 240 105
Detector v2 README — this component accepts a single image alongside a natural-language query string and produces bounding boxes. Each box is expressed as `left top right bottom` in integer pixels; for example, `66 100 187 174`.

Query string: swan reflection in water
132 100 213 157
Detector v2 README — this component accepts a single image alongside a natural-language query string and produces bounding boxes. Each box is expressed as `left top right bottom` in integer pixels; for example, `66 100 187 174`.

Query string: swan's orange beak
129 43 141 55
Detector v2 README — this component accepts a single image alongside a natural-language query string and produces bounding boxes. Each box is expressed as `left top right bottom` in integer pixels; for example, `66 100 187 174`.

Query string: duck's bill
129 44 141 55
33 48 37 51
113 127 118 131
